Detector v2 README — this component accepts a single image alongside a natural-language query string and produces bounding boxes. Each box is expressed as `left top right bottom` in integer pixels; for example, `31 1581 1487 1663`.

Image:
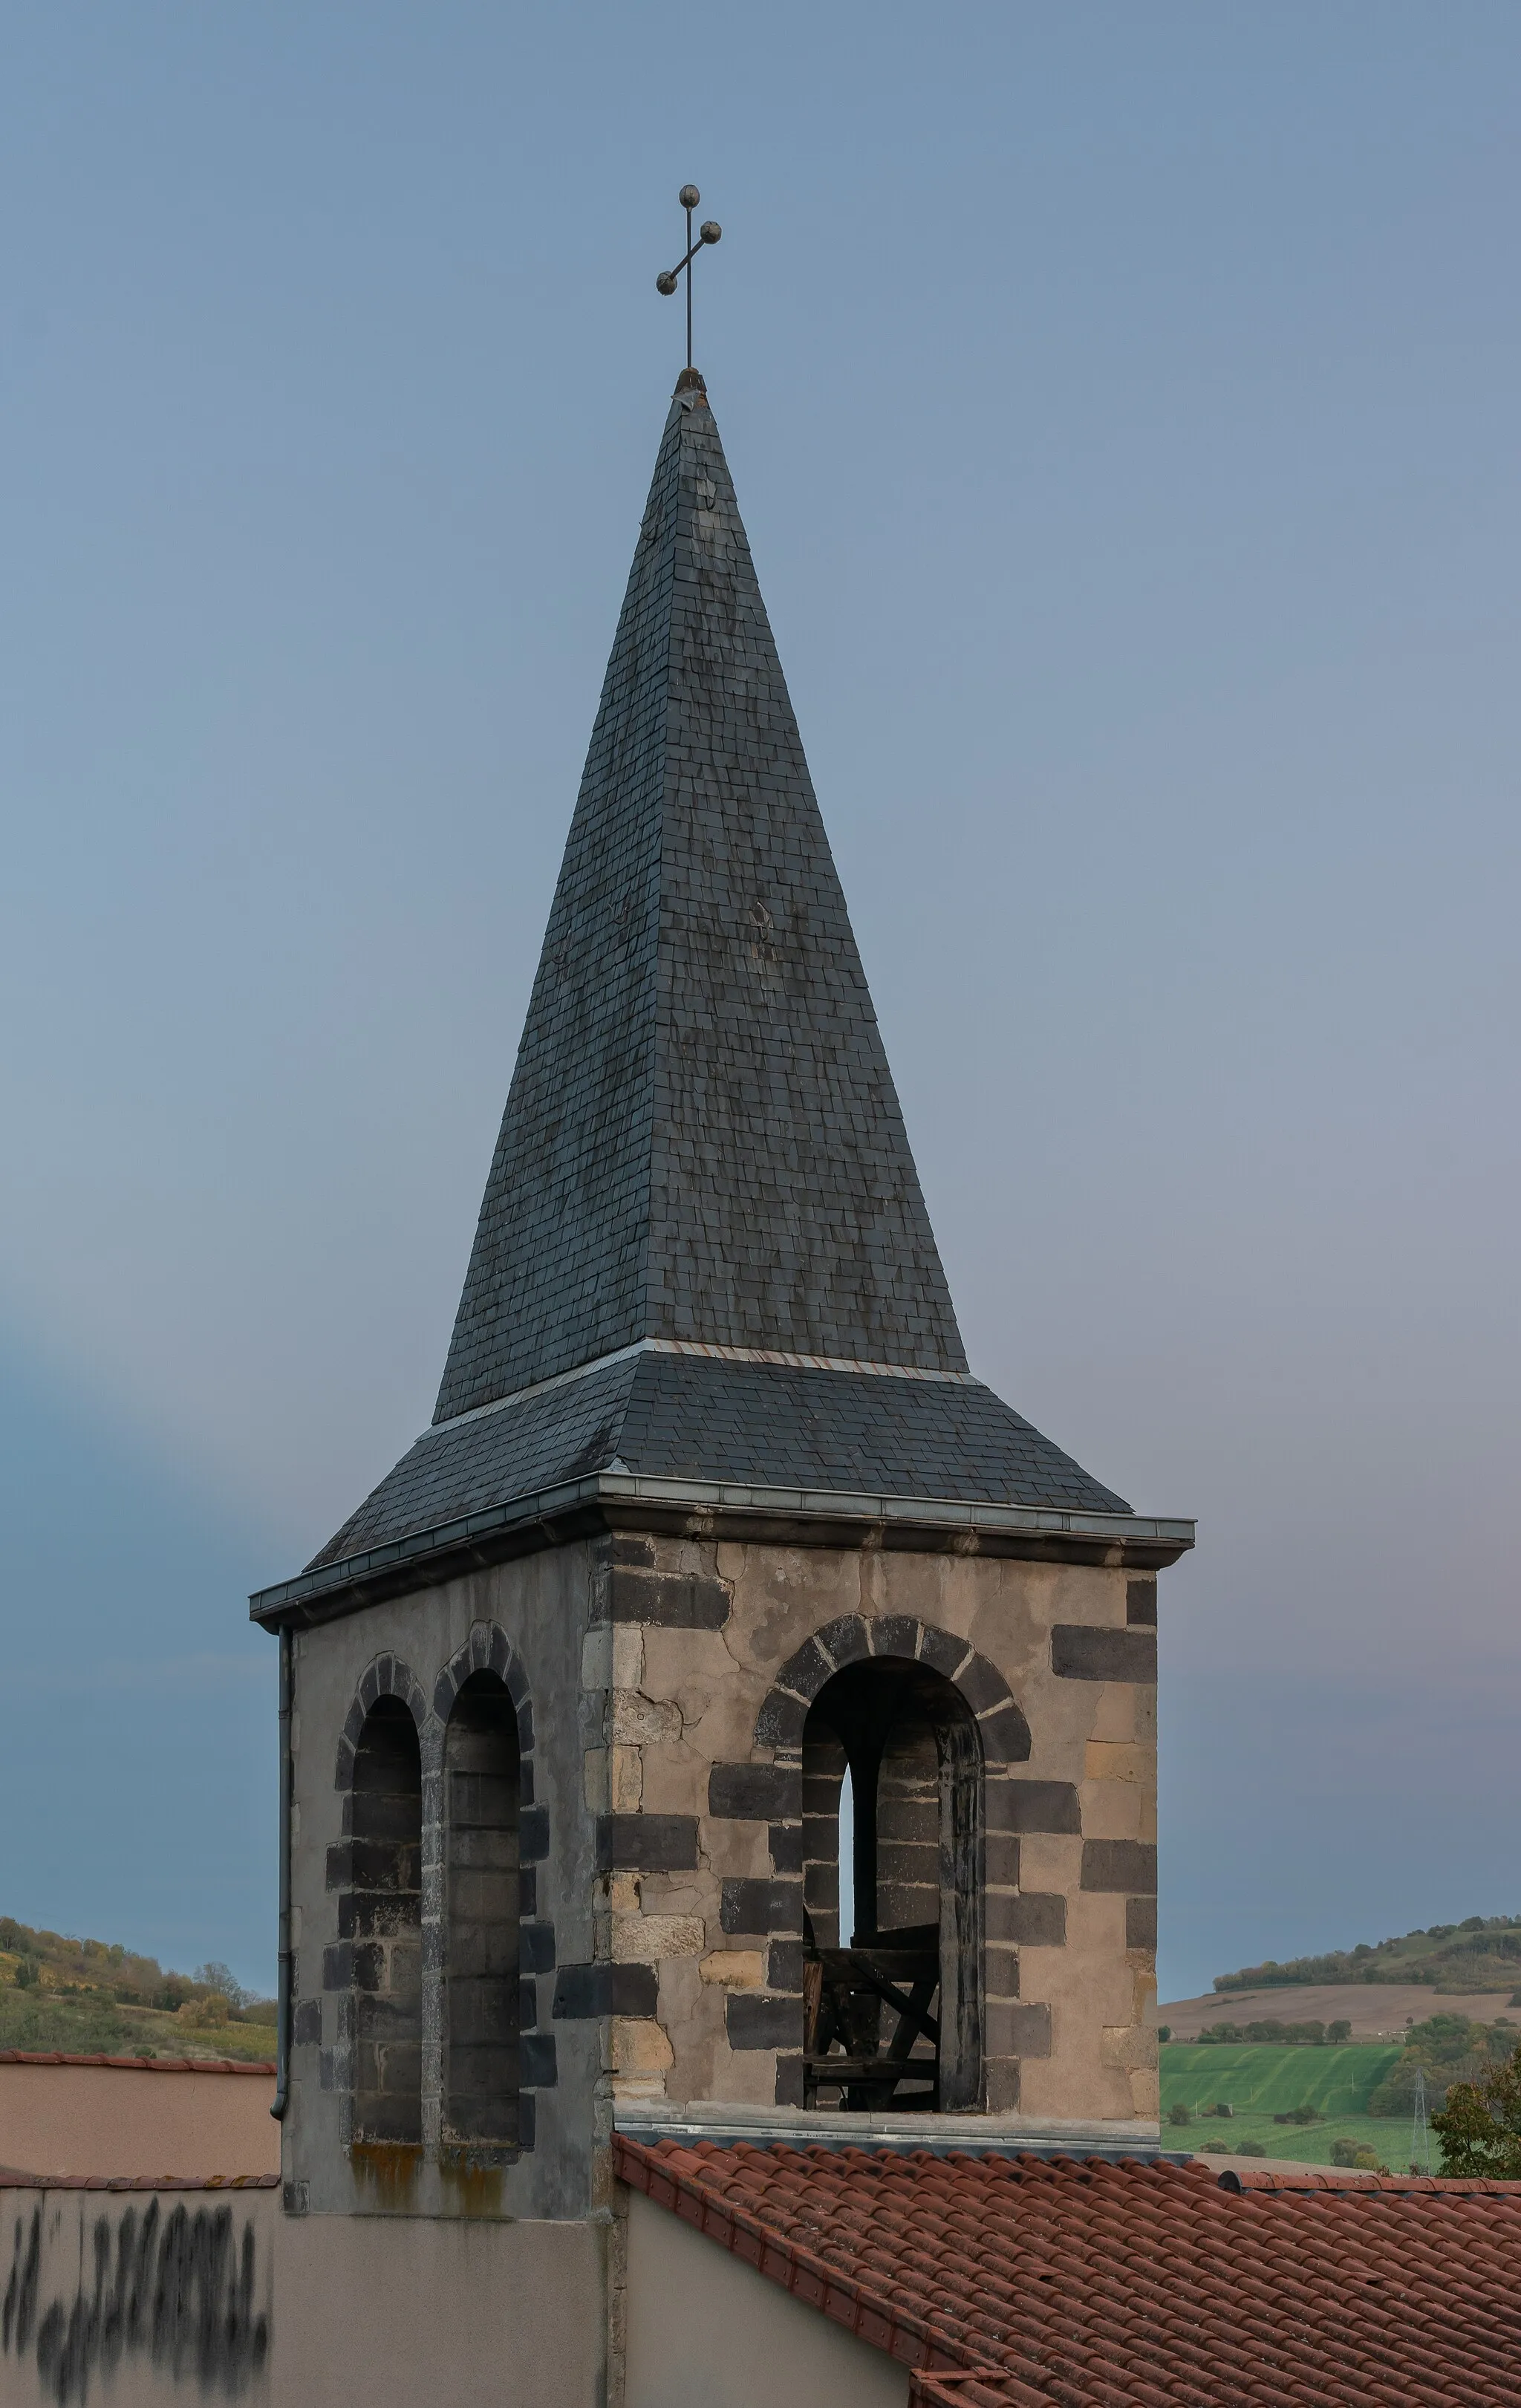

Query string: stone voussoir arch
431 1619 534 1761
753 1612 1032 1766
334 1653 429 1789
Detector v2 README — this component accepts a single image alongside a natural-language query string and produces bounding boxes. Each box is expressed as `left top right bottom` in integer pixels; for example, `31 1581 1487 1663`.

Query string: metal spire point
655 183 721 373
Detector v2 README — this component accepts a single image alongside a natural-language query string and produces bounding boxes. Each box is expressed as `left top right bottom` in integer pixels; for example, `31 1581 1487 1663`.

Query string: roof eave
249 1470 1195 1631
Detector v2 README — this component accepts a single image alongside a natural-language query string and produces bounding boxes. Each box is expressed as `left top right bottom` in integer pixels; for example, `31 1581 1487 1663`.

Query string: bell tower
252 367 1192 2403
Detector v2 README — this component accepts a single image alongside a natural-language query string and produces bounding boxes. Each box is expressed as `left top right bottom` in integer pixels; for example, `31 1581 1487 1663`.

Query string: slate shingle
433 376 965 1425
307 1350 1132 1568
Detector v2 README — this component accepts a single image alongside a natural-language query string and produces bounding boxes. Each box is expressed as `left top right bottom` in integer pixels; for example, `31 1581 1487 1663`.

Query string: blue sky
1 4 1517 1997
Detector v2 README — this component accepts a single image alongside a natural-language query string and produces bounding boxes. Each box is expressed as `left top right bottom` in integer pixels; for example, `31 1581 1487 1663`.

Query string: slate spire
435 373 966 1424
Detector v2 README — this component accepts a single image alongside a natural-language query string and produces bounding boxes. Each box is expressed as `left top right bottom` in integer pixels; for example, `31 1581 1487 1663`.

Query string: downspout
272 1624 293 2121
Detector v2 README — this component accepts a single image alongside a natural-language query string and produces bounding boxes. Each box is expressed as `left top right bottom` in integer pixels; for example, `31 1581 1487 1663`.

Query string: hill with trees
1213 1916 1521 1997
0 1915 275 2060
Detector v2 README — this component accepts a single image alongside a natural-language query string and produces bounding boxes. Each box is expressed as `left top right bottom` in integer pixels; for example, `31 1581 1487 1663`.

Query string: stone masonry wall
588 1535 1159 2126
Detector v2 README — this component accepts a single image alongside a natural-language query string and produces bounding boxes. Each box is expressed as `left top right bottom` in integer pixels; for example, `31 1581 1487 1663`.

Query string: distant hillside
1215 1916 1521 1997
0 1914 275 2060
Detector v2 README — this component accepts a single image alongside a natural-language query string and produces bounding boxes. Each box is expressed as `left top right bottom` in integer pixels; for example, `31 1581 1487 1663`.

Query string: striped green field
1162 2044 1424 2170
1162 2043 1400 2116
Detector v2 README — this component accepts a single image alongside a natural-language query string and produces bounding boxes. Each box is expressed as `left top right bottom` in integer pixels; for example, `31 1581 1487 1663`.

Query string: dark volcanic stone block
608 1568 731 1628
726 1994 801 2051
709 1763 797 1821
1126 1897 1159 1950
986 1780 1081 1835
1126 1578 1158 1627
551 1963 659 2019
1081 1840 1158 1895
984 2001 1052 2059
986 1890 1067 1947
1052 1626 1157 1683
596 1813 700 1872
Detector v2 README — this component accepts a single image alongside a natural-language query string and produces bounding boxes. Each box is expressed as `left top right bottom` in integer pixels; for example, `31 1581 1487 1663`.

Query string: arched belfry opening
443 1672 521 2147
801 1659 982 2112
349 1696 423 2145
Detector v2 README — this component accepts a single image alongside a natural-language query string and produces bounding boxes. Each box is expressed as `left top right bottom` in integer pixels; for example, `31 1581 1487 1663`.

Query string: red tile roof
0 2170 279 2192
0 2049 276 2075
614 2135 1521 2407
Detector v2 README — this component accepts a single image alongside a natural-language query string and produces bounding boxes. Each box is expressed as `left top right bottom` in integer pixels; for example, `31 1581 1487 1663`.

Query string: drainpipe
272 1624 293 2121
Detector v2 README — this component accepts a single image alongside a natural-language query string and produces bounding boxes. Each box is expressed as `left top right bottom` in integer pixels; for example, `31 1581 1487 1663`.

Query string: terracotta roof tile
0 2049 276 2074
613 2138 1521 2407
0 2171 279 2192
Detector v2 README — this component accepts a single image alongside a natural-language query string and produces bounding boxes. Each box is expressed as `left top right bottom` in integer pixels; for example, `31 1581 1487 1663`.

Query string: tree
195 1961 251 2011
1433 2043 1521 2178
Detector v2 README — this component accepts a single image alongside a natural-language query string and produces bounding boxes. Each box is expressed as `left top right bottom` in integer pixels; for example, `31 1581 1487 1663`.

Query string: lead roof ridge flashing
425 1335 980 1440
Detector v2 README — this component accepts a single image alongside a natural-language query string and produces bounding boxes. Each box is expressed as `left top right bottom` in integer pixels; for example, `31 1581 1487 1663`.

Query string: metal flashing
250 1465 1193 1624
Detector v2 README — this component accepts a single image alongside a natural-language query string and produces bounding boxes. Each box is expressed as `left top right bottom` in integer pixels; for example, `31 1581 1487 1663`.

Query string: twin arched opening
341 1640 526 2155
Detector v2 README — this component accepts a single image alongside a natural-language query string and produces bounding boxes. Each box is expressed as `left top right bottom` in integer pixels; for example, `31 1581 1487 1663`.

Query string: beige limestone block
1017 1835 1084 1893
1019 2038 1137 2126
700 1819 772 1879
1084 1740 1153 1786
608 1873 641 1913
639 1873 711 1919
610 2073 667 2102
610 1745 643 1811
613 1915 705 1963
1101 2022 1149 2072
612 1691 682 1745
1089 1685 1139 1744
611 1625 644 1690
698 1950 765 1988
1035 1931 1136 2032
662 1958 726 2101
1078 1778 1149 1842
1129 2066 1161 2117
719 2046 784 2107
584 1747 610 1812
610 2018 674 2075
637 1739 710 1818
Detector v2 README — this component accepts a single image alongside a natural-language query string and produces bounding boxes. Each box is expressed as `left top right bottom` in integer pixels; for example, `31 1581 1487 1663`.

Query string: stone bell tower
251 368 1192 2404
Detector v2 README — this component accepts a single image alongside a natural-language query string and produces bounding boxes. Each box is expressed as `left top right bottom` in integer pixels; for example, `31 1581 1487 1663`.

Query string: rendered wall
271 2208 603 2407
623 2188 905 2408
0 2181 275 2407
1 2183 605 2408
0 2063 279 2183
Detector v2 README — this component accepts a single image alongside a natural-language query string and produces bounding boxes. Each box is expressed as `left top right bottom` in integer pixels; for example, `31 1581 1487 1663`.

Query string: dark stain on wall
2 2196 270 2401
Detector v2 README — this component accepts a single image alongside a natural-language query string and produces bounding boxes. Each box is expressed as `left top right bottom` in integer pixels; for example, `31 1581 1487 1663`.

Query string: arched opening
443 1672 521 2147
801 1658 981 2112
351 1696 423 2144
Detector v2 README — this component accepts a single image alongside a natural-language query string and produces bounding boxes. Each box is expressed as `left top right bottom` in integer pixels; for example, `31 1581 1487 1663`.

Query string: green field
1161 2043 1427 2169
1162 2043 1399 2115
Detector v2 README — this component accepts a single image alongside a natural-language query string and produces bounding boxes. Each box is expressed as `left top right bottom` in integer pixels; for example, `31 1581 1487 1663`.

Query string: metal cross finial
655 184 722 373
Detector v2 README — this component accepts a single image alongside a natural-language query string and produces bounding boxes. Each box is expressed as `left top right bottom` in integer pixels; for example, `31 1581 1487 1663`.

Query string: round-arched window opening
350 1695 423 2147
801 1657 982 2113
443 1671 521 2149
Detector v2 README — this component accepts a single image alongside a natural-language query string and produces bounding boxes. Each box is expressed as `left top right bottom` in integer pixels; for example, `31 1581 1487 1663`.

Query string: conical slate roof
436 372 965 1419
295 376 1133 1592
